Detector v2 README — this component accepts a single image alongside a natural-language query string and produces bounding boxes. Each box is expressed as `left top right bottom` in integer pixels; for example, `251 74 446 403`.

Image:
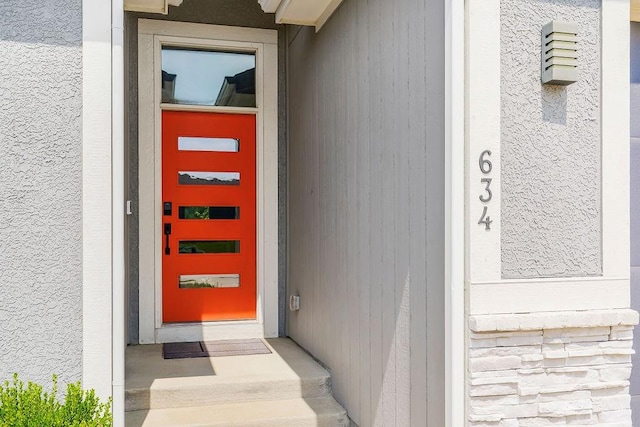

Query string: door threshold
155 321 268 343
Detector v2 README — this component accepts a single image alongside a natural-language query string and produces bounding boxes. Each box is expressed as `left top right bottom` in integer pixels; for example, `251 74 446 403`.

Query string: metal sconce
541 21 578 85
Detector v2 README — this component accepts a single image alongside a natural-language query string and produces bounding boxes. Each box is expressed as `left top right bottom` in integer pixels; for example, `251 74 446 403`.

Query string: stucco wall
0 0 82 385
125 0 287 342
287 0 446 424
500 0 602 279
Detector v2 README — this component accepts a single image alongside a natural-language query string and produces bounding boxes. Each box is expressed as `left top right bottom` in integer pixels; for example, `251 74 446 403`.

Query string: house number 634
478 150 493 231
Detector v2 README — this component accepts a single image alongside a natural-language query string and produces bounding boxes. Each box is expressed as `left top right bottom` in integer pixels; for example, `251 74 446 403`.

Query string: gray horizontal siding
286 0 445 424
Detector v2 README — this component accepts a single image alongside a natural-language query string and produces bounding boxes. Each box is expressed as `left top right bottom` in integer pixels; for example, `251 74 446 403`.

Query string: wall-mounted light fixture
542 21 578 85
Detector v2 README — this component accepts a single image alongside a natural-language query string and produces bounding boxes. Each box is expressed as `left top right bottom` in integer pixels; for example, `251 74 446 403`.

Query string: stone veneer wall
468 310 638 426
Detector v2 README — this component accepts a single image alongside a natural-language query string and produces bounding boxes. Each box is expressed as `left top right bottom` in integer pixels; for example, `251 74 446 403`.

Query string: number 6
479 150 492 174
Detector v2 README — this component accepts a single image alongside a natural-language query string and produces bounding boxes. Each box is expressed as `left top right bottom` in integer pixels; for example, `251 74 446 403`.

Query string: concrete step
126 373 331 411
125 338 334 411
125 396 350 427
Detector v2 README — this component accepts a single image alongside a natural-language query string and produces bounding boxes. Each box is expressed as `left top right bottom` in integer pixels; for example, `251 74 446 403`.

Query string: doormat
162 339 271 359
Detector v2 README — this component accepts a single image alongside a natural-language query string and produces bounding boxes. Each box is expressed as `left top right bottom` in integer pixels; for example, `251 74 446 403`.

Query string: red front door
162 110 257 322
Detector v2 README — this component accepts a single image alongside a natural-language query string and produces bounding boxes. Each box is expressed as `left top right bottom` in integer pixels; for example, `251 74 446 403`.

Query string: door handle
164 223 172 255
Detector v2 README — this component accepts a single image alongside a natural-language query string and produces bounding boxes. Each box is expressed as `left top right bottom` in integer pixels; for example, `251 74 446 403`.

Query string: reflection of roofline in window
162 70 177 103
160 47 257 107
215 68 256 107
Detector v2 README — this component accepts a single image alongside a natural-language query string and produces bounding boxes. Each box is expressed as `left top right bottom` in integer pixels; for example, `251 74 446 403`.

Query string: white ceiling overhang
259 0 344 31
123 0 343 31
124 0 183 15
633 0 640 22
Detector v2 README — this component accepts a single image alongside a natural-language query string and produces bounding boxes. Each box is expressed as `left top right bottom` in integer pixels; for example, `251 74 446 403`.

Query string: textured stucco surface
501 0 602 279
0 0 82 385
126 0 287 342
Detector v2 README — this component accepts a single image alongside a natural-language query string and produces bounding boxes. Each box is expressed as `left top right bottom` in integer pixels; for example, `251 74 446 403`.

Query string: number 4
478 206 492 231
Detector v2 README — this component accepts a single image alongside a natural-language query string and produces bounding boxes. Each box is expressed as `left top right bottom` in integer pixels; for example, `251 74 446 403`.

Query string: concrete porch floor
125 338 350 426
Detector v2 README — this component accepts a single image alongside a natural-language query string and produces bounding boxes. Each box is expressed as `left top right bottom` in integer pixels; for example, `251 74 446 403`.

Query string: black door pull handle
164 223 171 255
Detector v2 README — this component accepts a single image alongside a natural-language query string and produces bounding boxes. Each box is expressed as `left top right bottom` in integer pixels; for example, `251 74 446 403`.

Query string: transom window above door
161 47 256 107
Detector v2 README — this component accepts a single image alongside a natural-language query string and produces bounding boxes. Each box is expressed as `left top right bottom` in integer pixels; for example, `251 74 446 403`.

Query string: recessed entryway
136 20 279 343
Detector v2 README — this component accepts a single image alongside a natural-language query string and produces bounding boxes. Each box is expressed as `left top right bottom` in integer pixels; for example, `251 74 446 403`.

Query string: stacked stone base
468 310 638 427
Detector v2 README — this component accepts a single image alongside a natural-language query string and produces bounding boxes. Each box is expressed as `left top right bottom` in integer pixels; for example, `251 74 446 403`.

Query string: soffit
124 0 182 15
259 0 344 30
124 0 343 31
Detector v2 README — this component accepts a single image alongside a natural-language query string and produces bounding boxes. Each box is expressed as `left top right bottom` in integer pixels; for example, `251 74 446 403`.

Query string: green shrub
0 373 112 427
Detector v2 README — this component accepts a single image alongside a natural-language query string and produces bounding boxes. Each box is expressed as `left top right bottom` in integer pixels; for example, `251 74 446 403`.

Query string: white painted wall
82 0 114 400
628 20 640 426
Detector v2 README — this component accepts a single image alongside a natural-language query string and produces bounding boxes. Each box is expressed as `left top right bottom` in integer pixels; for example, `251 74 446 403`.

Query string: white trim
138 19 279 343
160 104 258 114
153 35 163 330
155 321 266 343
127 0 345 30
633 0 640 22
138 20 277 44
470 278 629 315
469 308 639 332
82 0 113 401
272 0 343 31
466 0 501 286
314 0 344 31
465 0 631 315
601 0 630 280
124 0 167 14
258 0 282 13
111 0 126 425
445 0 466 425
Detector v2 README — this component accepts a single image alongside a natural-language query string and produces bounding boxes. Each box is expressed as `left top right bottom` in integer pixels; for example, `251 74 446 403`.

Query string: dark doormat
163 339 272 359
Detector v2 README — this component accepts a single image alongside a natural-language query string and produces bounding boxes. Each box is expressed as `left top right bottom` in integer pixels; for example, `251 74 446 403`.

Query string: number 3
479 178 492 203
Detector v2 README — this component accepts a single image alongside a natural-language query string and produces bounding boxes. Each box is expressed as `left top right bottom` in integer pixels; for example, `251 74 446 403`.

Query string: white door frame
137 19 279 344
